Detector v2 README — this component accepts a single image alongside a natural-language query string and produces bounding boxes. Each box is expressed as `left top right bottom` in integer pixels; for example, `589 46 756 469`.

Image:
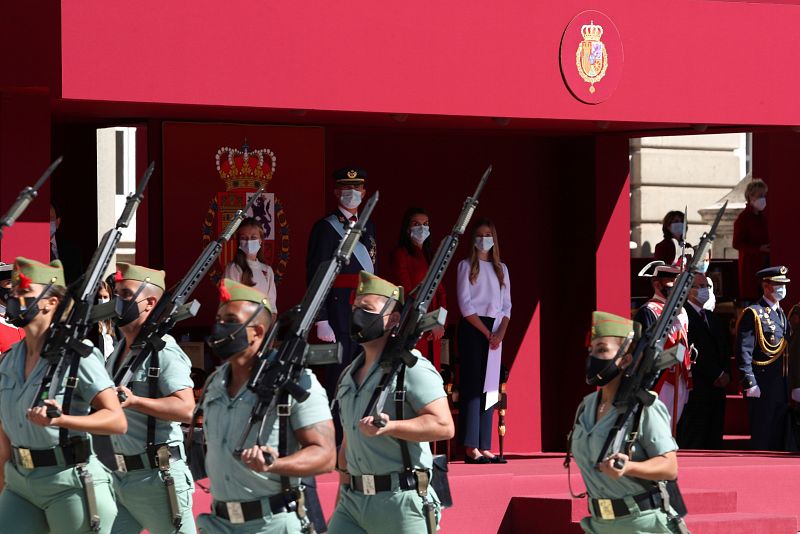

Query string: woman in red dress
390 207 446 368
733 178 770 303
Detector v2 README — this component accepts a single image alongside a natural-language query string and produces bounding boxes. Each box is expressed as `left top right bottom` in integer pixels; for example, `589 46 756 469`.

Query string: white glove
315 320 336 342
745 385 761 398
792 388 800 403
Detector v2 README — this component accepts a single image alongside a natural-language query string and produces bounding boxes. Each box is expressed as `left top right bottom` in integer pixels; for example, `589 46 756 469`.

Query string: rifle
0 156 63 240
113 188 263 396
596 201 727 470
33 161 154 418
679 205 688 268
362 165 492 427
232 192 380 459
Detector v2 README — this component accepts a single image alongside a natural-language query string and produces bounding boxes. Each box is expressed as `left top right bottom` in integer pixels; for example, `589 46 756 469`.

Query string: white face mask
696 287 710 305
703 290 716 311
409 226 430 245
98 297 110 304
475 236 494 252
669 222 684 238
239 239 261 257
339 189 362 210
773 285 787 302
752 197 767 211
697 261 710 274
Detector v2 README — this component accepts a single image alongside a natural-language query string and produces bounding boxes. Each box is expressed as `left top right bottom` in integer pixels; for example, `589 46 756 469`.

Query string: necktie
349 215 357 223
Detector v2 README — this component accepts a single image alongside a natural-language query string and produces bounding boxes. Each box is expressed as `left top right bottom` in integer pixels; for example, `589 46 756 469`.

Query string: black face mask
206 306 262 359
660 283 674 299
0 286 10 305
350 298 396 344
585 356 622 387
113 282 147 328
5 296 40 327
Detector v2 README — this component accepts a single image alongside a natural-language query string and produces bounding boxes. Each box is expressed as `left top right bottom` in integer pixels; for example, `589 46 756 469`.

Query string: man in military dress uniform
106 263 197 533
198 279 335 533
736 265 792 451
306 167 377 402
328 272 454 534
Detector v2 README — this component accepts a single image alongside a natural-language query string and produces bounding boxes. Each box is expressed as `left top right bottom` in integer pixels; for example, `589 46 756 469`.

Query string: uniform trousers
748 365 788 451
110 459 195 534
580 507 680 534
328 486 440 534
0 456 117 534
458 316 495 451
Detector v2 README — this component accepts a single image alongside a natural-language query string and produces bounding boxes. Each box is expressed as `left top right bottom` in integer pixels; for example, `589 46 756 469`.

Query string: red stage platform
190 452 800 533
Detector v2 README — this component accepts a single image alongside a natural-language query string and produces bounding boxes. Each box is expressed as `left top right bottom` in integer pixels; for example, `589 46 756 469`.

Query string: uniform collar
338 207 357 221
762 296 780 311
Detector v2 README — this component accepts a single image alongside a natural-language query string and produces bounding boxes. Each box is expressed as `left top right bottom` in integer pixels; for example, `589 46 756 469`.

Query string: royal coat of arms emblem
575 21 607 94
201 141 290 284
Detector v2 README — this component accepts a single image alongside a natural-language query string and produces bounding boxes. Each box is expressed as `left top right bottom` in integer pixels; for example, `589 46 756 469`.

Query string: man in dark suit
678 273 730 449
736 265 792 451
306 167 377 398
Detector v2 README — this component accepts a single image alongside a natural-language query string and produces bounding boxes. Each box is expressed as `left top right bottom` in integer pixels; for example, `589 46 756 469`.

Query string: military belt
12 438 91 469
348 472 419 495
213 491 302 524
112 444 181 472
590 489 662 520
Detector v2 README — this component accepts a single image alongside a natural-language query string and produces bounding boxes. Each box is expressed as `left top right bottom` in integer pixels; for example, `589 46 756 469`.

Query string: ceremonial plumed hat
0 262 13 282
756 265 790 284
116 262 166 290
638 260 680 280
591 311 642 341
218 278 274 314
355 271 404 304
12 257 65 288
333 167 367 186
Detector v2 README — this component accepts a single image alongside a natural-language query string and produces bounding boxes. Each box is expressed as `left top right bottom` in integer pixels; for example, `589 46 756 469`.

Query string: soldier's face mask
585 335 634 387
350 297 395 344
113 282 148 328
659 281 674 299
339 189 362 210
206 306 262 359
5 283 53 328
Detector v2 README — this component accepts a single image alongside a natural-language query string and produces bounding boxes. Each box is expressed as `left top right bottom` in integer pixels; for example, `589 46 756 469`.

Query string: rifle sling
60 353 83 448
146 350 160 447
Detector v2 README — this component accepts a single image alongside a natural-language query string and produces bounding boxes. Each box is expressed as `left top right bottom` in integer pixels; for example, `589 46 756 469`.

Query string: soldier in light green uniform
328 272 455 534
569 311 687 534
0 257 127 533
197 279 335 533
107 263 196 533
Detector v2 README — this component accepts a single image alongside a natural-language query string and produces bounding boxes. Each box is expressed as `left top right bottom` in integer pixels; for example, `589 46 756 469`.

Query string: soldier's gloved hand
745 385 761 398
316 321 336 343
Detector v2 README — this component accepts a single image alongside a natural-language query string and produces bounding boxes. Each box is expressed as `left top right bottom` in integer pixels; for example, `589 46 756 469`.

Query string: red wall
59 1 800 126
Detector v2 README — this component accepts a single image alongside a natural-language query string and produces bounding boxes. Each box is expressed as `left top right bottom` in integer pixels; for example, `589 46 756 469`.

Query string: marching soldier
569 311 684 534
306 167 377 403
634 261 691 428
0 258 126 533
328 272 454 534
107 263 197 533
197 279 335 533
736 265 792 451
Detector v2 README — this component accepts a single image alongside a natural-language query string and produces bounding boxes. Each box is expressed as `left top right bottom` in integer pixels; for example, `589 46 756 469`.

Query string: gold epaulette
740 307 787 366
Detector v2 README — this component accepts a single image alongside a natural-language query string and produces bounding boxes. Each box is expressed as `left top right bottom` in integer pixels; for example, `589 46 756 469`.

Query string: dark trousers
458 316 496 451
677 385 726 449
748 366 788 451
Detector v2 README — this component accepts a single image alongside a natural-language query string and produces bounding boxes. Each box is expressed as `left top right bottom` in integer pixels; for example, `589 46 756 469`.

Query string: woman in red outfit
733 178 770 303
390 207 446 368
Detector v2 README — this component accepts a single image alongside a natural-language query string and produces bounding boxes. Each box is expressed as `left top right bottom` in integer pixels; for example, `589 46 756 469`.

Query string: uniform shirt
224 260 278 312
456 259 511 319
106 335 193 455
0 340 112 449
736 297 790 389
202 364 331 502
336 351 446 476
570 391 677 499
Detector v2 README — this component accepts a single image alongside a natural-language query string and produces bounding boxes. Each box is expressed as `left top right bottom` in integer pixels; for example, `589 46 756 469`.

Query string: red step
685 512 797 534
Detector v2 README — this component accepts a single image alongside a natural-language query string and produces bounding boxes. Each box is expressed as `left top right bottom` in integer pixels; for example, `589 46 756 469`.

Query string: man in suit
737 265 792 450
678 273 730 449
306 167 377 402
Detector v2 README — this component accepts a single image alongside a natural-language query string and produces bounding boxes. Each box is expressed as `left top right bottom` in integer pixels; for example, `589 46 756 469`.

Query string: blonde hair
469 218 505 288
745 178 768 203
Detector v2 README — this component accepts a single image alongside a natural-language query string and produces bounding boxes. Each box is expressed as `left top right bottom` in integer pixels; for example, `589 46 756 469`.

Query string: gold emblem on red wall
575 21 607 94
201 142 291 284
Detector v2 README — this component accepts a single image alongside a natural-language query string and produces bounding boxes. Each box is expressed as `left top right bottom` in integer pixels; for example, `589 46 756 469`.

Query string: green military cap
218 278 274 314
355 271 404 304
590 311 642 341
116 262 166 290
12 257 65 288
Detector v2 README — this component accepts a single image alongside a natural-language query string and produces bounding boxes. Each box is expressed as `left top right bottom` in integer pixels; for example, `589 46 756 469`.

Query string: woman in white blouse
223 217 277 312
456 218 511 464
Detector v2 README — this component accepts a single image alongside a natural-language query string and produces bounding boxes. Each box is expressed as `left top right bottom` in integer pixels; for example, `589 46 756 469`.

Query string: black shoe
465 455 490 464
490 455 508 464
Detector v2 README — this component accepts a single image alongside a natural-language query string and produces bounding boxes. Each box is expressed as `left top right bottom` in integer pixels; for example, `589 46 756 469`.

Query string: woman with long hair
456 218 511 463
223 217 277 313
653 211 689 267
0 257 126 532
391 207 447 367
